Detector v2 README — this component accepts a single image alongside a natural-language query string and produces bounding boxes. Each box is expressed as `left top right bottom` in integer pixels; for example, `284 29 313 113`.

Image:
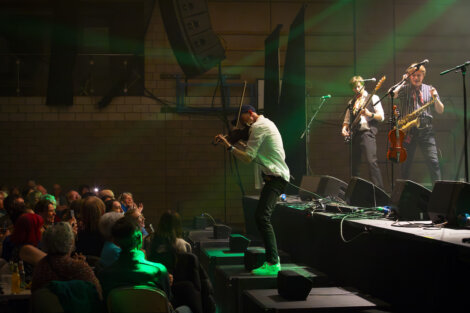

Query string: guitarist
341 76 385 188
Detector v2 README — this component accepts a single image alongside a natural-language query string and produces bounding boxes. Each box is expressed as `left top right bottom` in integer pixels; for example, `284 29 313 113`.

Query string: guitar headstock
374 76 386 91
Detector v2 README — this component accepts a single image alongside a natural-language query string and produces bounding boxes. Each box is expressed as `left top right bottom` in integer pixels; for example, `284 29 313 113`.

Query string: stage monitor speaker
244 249 265 271
158 0 225 78
193 215 210 229
345 177 390 207
391 179 431 220
213 224 231 239
277 270 312 301
428 181 470 227
299 175 348 201
317 175 348 201
299 175 321 201
229 234 251 252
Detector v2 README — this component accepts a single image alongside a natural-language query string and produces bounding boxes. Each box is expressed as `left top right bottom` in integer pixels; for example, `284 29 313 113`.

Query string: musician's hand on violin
214 134 230 148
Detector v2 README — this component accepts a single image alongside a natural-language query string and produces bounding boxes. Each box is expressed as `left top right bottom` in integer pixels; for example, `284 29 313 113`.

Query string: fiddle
213 81 250 146
387 105 407 163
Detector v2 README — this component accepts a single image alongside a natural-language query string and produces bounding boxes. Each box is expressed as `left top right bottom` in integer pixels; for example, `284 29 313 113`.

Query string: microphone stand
440 61 470 182
301 96 329 175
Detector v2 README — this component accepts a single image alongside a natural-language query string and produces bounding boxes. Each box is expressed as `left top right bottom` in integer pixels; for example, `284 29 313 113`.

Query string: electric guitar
344 76 386 143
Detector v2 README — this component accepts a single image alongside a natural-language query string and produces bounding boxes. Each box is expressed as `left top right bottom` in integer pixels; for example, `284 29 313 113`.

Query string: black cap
240 105 256 114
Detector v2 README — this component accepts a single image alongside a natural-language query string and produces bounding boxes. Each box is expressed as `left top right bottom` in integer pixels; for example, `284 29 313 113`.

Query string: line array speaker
159 0 225 78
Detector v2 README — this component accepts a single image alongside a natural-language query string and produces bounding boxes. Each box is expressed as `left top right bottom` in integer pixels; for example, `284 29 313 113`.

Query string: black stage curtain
279 5 306 188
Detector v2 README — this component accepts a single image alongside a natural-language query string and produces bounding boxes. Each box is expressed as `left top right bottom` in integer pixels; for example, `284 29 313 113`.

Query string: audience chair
32 287 64 313
107 286 170 313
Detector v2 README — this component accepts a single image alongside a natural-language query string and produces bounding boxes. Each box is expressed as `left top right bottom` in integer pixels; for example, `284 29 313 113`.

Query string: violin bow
235 81 247 129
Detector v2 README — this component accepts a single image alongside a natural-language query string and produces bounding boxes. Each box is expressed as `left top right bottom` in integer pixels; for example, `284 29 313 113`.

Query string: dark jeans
255 175 287 265
351 130 384 188
401 126 441 182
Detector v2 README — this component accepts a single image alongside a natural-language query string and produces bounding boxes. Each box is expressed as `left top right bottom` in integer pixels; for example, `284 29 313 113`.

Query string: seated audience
31 222 102 298
61 209 78 237
25 190 42 212
98 212 123 268
10 213 46 282
118 192 143 213
146 211 204 313
98 189 115 203
147 211 191 271
125 208 148 237
98 217 172 302
34 199 56 230
66 190 81 206
104 199 123 213
75 197 105 257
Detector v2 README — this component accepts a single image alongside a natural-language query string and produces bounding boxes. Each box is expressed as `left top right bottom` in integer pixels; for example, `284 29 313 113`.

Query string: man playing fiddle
342 76 385 188
215 105 289 276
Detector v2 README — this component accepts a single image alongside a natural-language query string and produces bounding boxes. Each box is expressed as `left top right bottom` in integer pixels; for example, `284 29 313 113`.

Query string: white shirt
244 115 290 183
347 91 384 131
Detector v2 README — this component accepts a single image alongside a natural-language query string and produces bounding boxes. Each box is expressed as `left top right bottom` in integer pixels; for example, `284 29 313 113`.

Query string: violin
213 81 250 146
387 105 407 163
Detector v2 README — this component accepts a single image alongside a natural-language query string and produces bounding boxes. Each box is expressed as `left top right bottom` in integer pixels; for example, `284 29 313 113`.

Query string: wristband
371 113 375 119
227 145 234 151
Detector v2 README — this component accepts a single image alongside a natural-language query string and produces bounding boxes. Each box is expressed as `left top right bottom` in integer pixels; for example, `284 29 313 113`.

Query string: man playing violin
342 76 385 188
395 63 444 182
215 105 289 276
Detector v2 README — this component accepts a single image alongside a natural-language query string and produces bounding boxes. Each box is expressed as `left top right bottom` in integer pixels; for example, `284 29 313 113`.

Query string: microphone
359 78 376 82
320 94 331 99
414 59 429 68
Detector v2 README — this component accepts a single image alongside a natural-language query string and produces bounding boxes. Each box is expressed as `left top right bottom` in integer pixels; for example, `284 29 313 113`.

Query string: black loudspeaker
345 177 390 207
428 181 470 227
299 175 348 201
193 215 210 229
299 176 321 200
277 270 312 301
391 180 431 220
229 234 251 252
244 249 265 271
213 224 231 239
317 175 348 201
46 1 77 106
159 0 225 78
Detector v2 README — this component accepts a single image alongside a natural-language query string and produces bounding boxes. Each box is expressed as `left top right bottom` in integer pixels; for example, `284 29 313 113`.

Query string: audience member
98 217 169 295
125 208 148 237
75 196 105 257
31 222 102 298
36 184 47 195
98 212 123 268
98 189 115 203
147 211 191 270
61 209 78 237
9 213 46 282
98 217 191 313
34 199 56 230
25 190 42 212
52 184 68 216
118 192 142 213
78 184 91 197
105 199 123 213
3 194 28 224
66 190 81 206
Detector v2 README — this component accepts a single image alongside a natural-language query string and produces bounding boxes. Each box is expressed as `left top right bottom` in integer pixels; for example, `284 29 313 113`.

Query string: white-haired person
31 222 102 298
98 212 124 268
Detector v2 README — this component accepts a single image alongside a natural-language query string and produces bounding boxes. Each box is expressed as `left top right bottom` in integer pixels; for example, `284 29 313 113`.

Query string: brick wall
1 0 469 227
